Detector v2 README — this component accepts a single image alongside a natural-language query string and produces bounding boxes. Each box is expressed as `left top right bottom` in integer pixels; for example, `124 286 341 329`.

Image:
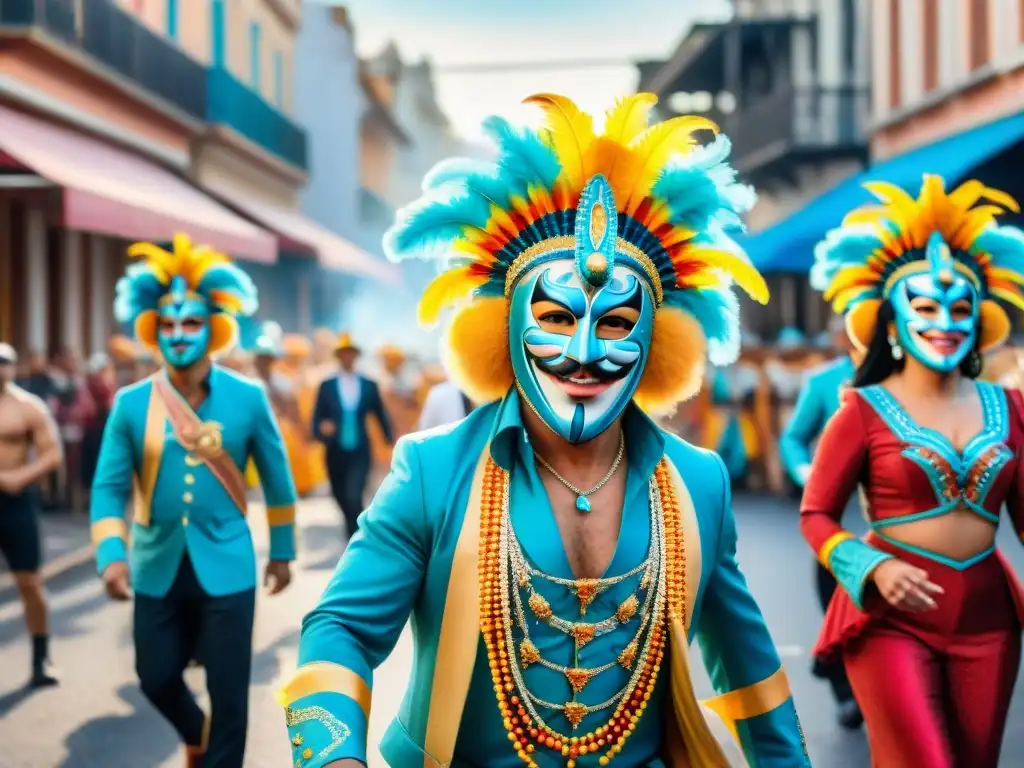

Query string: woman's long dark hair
852 299 983 388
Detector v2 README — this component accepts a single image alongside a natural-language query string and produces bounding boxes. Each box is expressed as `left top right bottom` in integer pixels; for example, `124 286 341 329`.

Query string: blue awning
742 110 1024 273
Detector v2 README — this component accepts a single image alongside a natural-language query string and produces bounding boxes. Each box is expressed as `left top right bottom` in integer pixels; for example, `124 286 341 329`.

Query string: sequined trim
285 705 351 761
859 382 1012 514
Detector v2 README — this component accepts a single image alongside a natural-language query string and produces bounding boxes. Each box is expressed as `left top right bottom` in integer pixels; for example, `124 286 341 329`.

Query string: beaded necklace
479 458 688 768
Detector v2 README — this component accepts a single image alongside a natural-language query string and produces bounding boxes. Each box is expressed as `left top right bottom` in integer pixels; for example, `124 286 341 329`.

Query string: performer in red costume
800 175 1024 767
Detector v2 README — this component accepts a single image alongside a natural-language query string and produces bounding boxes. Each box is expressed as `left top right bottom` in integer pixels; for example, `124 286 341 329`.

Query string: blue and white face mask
508 260 655 444
890 232 979 373
157 276 212 369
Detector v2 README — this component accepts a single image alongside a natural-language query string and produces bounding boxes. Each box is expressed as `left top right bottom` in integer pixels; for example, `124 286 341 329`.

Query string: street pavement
0 494 1022 767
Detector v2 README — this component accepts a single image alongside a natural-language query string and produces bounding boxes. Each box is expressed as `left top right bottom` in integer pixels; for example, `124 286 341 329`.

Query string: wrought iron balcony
724 87 869 178
0 0 206 122
205 65 308 172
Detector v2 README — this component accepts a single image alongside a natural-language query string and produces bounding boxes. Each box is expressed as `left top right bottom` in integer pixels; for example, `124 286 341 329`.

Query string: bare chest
896 397 985 453
540 472 627 580
0 399 31 443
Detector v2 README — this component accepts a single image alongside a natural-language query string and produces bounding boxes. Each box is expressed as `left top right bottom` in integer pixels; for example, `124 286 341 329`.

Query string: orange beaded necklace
479 457 688 767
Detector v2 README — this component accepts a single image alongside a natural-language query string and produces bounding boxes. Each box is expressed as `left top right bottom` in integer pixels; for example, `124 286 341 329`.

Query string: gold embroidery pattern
285 705 351 761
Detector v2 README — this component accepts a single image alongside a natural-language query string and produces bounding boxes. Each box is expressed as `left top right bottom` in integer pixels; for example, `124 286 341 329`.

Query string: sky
315 0 731 142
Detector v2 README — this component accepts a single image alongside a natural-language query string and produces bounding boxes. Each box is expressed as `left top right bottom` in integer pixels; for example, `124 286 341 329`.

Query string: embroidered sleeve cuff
285 692 366 767
827 538 893 610
279 663 372 766
92 519 128 575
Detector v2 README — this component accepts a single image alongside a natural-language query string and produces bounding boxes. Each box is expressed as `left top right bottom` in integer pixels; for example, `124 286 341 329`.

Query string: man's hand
264 560 292 595
102 561 132 601
0 468 27 495
319 420 337 438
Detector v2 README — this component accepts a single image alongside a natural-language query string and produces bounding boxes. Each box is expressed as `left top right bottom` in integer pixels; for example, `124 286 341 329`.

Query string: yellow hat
335 332 359 352
378 344 404 361
282 334 312 358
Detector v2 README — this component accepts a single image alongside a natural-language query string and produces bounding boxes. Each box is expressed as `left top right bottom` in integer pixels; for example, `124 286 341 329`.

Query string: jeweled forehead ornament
810 173 1024 355
383 92 771 410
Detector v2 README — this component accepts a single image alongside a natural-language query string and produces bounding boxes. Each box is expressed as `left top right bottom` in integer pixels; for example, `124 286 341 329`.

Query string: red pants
845 547 1021 768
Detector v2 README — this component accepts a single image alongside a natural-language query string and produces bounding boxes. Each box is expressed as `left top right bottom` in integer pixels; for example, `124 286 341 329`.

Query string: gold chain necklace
534 432 625 512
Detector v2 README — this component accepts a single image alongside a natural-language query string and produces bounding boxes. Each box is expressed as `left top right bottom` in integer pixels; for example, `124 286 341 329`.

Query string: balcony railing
725 87 869 174
0 0 206 121
205 65 308 172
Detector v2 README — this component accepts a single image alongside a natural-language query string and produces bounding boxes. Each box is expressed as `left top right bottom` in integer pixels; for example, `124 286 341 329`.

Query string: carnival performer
801 175 1024 767
779 315 862 729
90 234 298 768
278 93 807 768
0 342 63 687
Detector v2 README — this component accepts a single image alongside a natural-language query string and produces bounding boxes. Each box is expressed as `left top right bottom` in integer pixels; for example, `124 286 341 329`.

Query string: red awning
0 104 277 262
207 185 399 284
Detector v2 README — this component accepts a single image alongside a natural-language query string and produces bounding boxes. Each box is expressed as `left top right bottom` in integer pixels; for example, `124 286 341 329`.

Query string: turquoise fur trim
859 382 1011 528
827 538 893 611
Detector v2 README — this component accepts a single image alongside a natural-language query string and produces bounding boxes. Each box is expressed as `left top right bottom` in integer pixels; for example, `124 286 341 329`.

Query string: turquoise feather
481 116 562 190
384 192 494 262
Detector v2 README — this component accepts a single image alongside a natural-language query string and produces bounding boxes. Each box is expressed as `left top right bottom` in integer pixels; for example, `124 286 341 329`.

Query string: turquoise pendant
575 495 592 513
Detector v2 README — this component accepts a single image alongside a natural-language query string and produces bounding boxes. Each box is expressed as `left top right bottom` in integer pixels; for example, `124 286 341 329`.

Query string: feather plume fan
114 233 258 324
811 174 1024 313
385 93 766 364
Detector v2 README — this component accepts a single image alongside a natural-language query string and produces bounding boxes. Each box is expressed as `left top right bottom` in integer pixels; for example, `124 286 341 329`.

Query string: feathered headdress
811 174 1024 352
383 93 768 409
114 233 259 356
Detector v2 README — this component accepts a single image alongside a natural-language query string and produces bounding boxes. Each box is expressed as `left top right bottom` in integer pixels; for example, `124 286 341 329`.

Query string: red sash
152 375 249 515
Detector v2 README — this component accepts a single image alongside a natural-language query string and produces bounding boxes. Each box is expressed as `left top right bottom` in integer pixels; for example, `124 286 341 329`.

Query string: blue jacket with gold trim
279 395 807 768
90 365 297 598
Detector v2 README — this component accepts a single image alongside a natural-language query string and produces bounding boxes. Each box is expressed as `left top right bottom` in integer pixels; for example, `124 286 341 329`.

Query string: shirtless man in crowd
0 342 63 686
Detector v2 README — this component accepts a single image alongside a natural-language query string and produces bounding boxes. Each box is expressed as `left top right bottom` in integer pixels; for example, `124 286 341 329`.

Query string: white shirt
417 381 470 431
337 371 361 410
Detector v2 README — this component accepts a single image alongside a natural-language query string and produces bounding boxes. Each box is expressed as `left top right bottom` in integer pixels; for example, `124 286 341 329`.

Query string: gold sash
152 374 248 515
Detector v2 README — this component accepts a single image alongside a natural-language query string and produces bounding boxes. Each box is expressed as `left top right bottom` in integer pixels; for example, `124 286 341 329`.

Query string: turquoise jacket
779 357 855 487
279 393 807 768
90 366 297 598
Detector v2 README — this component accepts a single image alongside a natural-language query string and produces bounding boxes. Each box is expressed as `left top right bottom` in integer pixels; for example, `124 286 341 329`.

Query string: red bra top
800 382 1024 564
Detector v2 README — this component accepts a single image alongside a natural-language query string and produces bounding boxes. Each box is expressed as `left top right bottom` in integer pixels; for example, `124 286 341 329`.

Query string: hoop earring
887 332 904 361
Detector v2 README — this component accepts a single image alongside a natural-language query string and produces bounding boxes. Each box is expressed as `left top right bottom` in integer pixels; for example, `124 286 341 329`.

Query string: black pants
813 560 854 703
326 448 371 538
0 488 41 572
134 555 255 768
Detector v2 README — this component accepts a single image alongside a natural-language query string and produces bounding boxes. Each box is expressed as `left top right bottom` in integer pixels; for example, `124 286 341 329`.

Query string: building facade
0 1 276 357
638 0 872 341
870 0 1024 160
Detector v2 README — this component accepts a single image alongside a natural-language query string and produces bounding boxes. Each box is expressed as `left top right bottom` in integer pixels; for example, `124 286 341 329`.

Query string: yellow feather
582 138 641 203
990 286 1024 312
863 181 917 209
602 94 658 146
622 115 719 211
988 267 1024 286
683 246 769 304
417 266 488 328
980 185 1021 213
947 179 985 210
451 238 497 265
523 93 595 190
823 266 877 301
